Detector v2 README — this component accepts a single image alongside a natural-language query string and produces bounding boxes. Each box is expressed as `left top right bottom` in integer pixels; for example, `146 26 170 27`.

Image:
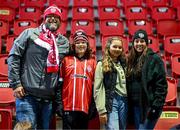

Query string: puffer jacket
8 27 69 100
127 48 167 122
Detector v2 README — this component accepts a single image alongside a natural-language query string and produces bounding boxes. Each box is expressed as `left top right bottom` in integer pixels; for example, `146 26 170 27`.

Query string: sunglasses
134 39 145 43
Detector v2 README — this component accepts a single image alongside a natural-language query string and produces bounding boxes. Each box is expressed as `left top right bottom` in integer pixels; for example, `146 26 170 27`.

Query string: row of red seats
0 36 180 78
1 0 180 9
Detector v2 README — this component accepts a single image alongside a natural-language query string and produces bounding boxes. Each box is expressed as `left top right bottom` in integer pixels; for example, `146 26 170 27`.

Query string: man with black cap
8 5 69 129
126 29 167 129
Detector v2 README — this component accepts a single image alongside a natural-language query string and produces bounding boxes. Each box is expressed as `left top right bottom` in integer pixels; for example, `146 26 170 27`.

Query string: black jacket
103 58 126 113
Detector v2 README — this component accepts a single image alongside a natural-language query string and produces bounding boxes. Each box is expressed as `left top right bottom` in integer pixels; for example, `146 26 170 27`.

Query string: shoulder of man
56 35 69 45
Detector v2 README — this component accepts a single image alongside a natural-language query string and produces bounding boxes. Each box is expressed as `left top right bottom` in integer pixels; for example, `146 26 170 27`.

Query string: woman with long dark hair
126 29 167 130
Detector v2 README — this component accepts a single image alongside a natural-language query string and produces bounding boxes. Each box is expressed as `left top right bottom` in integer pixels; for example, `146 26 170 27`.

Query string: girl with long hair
94 36 128 130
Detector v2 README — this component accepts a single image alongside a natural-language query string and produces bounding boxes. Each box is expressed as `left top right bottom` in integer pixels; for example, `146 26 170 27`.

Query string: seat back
155 106 180 130
19 6 42 22
128 20 153 36
0 108 12 129
156 20 180 37
0 7 15 22
97 0 118 7
0 20 9 37
13 20 38 36
151 6 176 21
148 35 159 53
171 54 180 78
0 0 20 9
100 20 124 36
71 20 95 36
146 0 168 9
6 36 17 54
72 7 94 21
49 0 69 8
23 0 46 9
165 77 177 106
73 0 93 7
0 54 8 78
98 6 120 20
121 0 143 9
164 35 180 60
125 6 148 20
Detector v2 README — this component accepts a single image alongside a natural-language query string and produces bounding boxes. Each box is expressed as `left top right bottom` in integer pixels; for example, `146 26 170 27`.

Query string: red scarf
34 25 59 73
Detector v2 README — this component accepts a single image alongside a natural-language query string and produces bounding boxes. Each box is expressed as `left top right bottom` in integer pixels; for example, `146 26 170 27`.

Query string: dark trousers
62 111 89 130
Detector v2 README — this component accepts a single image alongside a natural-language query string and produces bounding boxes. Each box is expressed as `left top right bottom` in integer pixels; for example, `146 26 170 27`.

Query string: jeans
16 95 53 129
106 94 128 130
133 106 159 130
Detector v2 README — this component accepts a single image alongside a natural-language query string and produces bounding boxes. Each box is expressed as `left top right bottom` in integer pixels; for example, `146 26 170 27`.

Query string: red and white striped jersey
61 56 96 114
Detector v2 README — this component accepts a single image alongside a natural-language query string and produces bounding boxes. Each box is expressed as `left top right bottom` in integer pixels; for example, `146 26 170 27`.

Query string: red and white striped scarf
34 24 59 73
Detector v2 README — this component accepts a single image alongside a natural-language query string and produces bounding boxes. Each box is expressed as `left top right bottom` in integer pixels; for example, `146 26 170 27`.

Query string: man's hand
99 113 107 125
13 86 25 99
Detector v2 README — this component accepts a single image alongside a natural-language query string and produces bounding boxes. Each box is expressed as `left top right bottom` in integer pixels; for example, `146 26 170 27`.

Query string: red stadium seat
57 21 67 36
0 20 9 37
0 108 13 129
176 7 180 21
0 37 2 54
0 87 15 105
13 20 38 36
0 0 20 9
0 7 15 22
164 35 180 60
121 0 143 9
156 20 180 37
19 6 42 22
101 36 129 54
155 106 180 130
6 35 17 54
97 0 118 7
71 20 95 36
125 6 148 20
148 35 159 53
72 7 94 21
145 0 169 9
0 54 8 78
171 0 180 8
54 7 68 22
128 20 153 36
73 0 93 7
151 6 176 21
165 77 177 106
171 54 180 78
99 20 124 36
49 0 69 8
88 114 100 129
23 0 46 9
98 6 120 20
0 87 15 129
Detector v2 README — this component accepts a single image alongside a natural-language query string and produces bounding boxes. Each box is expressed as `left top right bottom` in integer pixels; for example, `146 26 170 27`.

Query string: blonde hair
14 121 32 130
102 36 125 73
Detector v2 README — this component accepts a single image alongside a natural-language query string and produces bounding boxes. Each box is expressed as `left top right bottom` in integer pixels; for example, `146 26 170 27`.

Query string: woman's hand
99 113 107 125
